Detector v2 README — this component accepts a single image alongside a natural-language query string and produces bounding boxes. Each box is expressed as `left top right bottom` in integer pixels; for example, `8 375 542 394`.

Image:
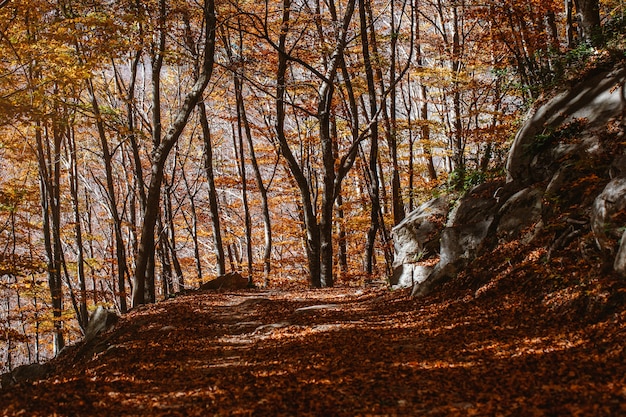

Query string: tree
133 0 217 306
575 0 602 44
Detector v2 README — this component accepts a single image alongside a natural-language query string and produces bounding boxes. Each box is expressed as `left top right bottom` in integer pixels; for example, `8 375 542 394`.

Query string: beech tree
576 0 602 43
133 0 217 306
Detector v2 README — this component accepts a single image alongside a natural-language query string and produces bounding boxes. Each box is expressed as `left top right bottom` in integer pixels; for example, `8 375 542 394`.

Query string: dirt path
1 287 625 416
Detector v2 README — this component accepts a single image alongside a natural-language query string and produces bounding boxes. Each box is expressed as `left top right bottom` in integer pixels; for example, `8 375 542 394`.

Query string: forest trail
1 284 625 416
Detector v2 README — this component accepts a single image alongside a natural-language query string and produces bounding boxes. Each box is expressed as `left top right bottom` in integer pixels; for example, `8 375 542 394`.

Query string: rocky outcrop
394 65 626 296
591 177 626 254
390 197 449 289
0 362 52 389
506 67 626 184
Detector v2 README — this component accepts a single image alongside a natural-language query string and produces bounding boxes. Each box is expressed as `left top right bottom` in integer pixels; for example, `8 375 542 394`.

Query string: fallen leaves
0 282 624 416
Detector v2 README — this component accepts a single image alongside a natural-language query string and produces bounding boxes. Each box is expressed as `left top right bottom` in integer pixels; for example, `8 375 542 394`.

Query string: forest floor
1 246 626 417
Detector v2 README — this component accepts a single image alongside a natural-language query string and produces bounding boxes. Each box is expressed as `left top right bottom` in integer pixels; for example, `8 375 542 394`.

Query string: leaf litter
0 261 625 416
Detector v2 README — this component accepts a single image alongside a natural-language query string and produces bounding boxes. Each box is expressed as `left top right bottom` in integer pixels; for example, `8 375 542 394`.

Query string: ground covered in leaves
1 251 625 416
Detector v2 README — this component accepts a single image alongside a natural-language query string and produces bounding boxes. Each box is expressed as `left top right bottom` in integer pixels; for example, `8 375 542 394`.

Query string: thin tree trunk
134 0 216 306
87 79 128 313
66 125 88 330
232 98 254 285
35 122 64 355
199 102 226 277
360 0 380 276
274 0 322 287
181 168 204 283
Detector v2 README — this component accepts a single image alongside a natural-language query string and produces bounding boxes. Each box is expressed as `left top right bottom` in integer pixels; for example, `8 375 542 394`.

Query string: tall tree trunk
163 172 185 288
566 0 575 48
451 2 465 188
237 75 273 285
66 125 88 331
181 168 204 283
199 102 226 277
87 79 129 313
35 122 64 355
574 0 601 44
274 0 321 287
232 96 254 285
133 0 217 306
360 0 381 276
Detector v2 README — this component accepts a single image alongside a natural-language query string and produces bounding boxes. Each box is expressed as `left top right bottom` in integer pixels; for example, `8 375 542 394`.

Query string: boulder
199 271 249 291
1 362 52 389
390 197 449 288
409 184 500 296
496 186 544 239
591 176 626 254
507 67 626 184
391 264 433 290
85 306 119 342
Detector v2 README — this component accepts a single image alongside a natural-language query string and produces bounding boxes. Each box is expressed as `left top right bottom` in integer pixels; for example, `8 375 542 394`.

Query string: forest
0 0 622 371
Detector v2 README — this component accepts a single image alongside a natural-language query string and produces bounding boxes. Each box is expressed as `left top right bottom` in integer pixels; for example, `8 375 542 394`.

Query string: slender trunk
199 102 226 277
237 76 272 285
141 0 167 304
35 123 64 355
451 4 464 186
88 79 128 313
66 126 88 330
388 0 405 225
232 92 254 285
566 0 575 48
134 0 216 306
275 0 321 287
163 174 184 288
360 0 380 276
182 169 203 283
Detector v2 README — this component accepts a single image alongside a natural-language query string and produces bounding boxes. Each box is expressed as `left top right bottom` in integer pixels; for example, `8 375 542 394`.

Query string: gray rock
1 362 51 388
391 264 433 290
497 187 544 238
85 306 119 342
507 67 626 184
591 176 626 254
392 197 450 263
410 187 498 297
614 229 626 276
390 197 450 288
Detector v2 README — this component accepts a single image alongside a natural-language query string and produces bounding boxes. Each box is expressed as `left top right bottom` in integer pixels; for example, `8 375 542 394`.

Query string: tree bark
574 0 601 44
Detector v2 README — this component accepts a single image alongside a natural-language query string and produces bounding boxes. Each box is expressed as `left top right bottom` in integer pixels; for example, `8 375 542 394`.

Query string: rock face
1 362 52 389
394 65 626 295
199 271 249 291
85 306 119 342
506 67 626 184
390 197 449 288
591 177 626 253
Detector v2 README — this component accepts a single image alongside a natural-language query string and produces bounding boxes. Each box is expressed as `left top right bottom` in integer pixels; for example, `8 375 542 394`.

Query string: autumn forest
0 0 621 370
